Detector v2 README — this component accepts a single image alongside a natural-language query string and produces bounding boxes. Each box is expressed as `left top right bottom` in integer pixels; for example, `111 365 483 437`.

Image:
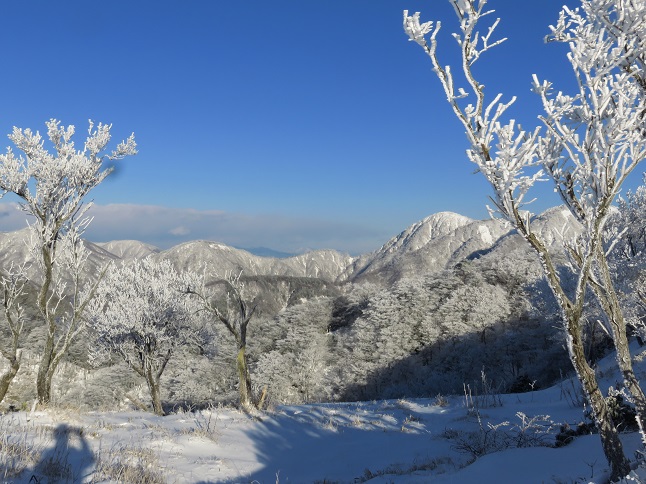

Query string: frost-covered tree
0 119 136 404
88 258 198 416
0 264 28 403
608 175 646 346
435 272 511 345
186 271 262 411
542 0 646 432
404 0 645 478
255 298 333 404
609 174 646 261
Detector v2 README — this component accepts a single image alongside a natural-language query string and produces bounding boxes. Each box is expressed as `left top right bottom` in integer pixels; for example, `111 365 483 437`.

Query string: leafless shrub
450 412 555 462
91 444 166 484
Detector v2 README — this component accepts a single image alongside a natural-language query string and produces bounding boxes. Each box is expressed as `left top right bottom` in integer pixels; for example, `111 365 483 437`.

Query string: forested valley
1 192 643 414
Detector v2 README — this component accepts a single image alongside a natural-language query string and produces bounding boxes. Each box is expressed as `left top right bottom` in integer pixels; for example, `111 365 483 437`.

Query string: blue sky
0 0 635 254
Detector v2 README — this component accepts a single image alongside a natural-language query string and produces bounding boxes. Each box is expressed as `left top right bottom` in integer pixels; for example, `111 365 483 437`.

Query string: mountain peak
96 240 161 259
380 211 474 255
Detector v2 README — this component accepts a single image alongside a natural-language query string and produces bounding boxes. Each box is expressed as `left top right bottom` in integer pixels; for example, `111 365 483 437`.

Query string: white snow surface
5 347 646 483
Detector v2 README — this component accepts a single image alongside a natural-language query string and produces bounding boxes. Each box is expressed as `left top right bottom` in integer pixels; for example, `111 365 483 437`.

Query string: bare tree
0 264 29 403
0 119 137 404
403 0 645 478
186 271 262 411
88 258 198 416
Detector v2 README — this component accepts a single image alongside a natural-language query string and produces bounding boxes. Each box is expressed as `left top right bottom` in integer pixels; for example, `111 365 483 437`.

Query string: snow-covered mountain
379 212 476 254
0 207 581 287
95 240 161 260
155 241 355 283
345 212 512 284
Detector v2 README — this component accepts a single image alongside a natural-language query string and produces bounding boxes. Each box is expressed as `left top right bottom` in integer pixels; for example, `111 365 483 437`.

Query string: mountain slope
346 212 510 284
0 207 581 287
96 240 161 259
156 241 354 283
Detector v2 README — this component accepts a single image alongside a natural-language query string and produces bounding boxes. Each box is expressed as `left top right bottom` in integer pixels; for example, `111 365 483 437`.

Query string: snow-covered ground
0 376 644 483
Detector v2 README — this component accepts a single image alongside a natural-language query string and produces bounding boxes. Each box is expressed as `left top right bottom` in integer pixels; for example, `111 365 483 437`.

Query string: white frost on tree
185 271 264 411
608 175 646 349
404 0 645 479
87 258 199 416
0 263 29 403
0 119 137 404
255 298 333 404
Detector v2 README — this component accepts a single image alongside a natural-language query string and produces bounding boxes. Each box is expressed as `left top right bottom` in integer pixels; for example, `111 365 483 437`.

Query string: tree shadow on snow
203 403 441 483
29 423 94 483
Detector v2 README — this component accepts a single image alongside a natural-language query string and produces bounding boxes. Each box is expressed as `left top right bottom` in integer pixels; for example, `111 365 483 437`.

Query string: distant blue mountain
238 246 296 259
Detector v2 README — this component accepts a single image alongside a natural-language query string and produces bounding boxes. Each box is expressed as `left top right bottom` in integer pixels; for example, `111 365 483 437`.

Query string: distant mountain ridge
155 241 354 282
0 207 580 286
96 240 161 259
237 247 296 258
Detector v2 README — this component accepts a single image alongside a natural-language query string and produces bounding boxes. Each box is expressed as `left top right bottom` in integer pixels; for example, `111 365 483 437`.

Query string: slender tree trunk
237 344 254 411
36 334 55 404
0 351 21 403
521 229 630 479
37 246 55 404
145 367 164 416
566 308 631 480
593 245 646 423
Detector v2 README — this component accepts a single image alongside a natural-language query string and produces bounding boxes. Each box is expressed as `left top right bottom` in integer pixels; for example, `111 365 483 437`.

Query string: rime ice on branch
0 119 137 405
404 0 645 479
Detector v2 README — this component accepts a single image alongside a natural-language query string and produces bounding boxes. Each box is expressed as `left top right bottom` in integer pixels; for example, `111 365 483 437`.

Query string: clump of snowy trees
404 0 645 478
251 251 571 405
87 258 200 416
0 120 137 405
185 271 267 412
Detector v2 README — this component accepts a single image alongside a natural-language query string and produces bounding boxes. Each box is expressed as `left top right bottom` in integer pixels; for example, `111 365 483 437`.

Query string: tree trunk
237 345 254 411
37 245 55 405
36 334 55 404
567 309 631 481
146 368 164 416
522 231 630 479
593 246 646 423
0 351 21 403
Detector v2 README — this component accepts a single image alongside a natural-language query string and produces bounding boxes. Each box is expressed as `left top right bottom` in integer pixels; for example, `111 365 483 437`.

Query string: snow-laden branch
404 5 542 226
0 119 137 404
88 258 201 415
403 0 645 478
0 119 137 241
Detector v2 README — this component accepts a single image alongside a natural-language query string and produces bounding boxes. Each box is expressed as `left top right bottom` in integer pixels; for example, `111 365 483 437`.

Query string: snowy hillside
4 346 646 483
156 241 355 283
0 204 644 482
95 240 161 259
346 213 510 284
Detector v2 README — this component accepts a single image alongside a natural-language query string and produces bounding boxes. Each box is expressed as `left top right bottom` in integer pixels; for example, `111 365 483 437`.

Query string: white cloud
0 202 32 231
169 226 190 236
0 202 390 255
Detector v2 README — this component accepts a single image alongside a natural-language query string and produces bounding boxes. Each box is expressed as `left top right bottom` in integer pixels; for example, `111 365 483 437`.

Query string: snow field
2 373 645 483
